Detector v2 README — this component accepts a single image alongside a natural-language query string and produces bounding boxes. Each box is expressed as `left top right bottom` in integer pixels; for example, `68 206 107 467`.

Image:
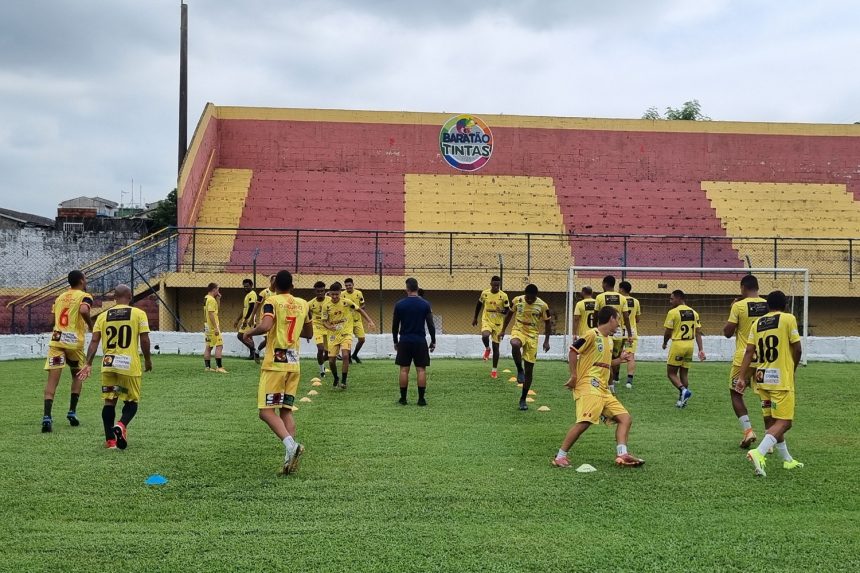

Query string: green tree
148 188 177 230
642 99 710 121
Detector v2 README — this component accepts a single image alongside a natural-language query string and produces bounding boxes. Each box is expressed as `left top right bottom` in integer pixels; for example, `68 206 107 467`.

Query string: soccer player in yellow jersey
203 283 226 373
323 282 375 389
343 278 367 363
501 284 551 411
594 275 632 395
254 275 276 354
242 270 313 475
662 290 706 408
619 281 642 390
552 306 644 468
472 275 509 378
307 281 331 378
78 285 151 449
723 274 768 449
737 291 803 477
235 278 260 360
42 270 94 433
572 286 597 340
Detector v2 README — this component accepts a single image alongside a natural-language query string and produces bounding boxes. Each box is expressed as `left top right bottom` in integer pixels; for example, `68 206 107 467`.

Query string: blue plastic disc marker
145 474 168 486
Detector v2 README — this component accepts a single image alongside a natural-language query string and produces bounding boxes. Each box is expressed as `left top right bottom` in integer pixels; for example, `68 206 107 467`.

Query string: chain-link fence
3 226 859 335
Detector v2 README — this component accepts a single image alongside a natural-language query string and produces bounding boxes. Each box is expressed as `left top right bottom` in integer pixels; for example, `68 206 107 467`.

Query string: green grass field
1 356 858 572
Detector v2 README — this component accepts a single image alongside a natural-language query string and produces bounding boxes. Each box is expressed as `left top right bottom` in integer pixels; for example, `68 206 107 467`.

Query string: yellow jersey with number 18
93 304 150 376
261 294 309 372
49 289 94 350
747 311 801 392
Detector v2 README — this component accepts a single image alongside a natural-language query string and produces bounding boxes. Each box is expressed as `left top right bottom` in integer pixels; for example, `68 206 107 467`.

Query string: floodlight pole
178 1 188 174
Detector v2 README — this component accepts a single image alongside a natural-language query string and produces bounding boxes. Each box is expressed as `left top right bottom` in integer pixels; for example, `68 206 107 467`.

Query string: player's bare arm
696 327 706 361
542 317 551 352
564 347 579 389
472 300 482 326
623 310 632 341
301 319 313 341
500 309 514 340
243 315 274 342
612 350 632 367
208 311 219 335
662 327 672 349
357 307 376 329
572 313 581 340
723 320 737 338
791 341 803 370
80 301 94 330
140 332 153 372
77 331 103 381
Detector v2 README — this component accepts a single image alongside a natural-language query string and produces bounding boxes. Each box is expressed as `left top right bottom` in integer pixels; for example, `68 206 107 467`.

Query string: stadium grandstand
4 104 860 337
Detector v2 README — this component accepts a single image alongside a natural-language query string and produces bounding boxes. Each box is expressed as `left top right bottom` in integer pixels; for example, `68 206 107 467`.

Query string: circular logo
439 114 493 171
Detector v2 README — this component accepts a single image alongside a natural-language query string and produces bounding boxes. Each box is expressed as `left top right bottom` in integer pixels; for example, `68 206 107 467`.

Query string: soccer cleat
552 456 571 468
215 367 228 374
417 397 427 407
113 422 128 450
204 367 213 372
615 453 645 467
339 383 348 390
518 399 528 411
351 354 362 364
740 428 757 449
482 348 491 361
516 372 525 384
625 382 633 390
105 439 117 449
286 443 305 475
747 449 767 477
67 411 80 427
783 459 804 470
679 388 693 407
41 416 53 433
398 397 408 406
490 370 498 379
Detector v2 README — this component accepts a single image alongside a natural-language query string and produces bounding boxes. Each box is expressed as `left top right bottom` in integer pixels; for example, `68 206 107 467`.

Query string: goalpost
565 266 809 365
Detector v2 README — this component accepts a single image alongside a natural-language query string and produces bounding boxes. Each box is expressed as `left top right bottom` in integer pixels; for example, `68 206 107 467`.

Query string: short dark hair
242 278 253 286
329 281 342 292
524 284 538 296
671 289 685 299
597 306 618 324
68 270 85 287
581 286 593 296
619 280 632 293
767 290 787 311
603 275 616 288
741 274 759 291
491 276 501 283
405 277 419 292
207 282 218 292
275 270 293 291
313 280 326 289
344 278 354 284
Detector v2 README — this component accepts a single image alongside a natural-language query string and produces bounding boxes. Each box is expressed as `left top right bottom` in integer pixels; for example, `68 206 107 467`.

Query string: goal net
565 266 809 364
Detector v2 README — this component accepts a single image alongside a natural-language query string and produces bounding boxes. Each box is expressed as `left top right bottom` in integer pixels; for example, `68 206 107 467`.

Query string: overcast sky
2 0 859 218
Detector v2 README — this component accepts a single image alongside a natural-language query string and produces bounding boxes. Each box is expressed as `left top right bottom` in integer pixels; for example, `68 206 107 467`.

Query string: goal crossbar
565 266 810 364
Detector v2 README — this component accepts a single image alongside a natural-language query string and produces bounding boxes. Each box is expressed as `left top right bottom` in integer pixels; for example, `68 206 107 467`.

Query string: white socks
738 415 752 431
319 364 325 374
556 449 567 459
617 444 628 456
757 434 778 456
775 441 793 462
283 435 298 458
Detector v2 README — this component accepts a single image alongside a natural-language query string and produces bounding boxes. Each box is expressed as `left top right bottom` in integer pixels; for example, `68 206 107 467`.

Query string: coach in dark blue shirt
392 278 436 406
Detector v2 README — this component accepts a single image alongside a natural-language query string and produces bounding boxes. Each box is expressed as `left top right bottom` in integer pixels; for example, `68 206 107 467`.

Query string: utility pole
178 1 188 174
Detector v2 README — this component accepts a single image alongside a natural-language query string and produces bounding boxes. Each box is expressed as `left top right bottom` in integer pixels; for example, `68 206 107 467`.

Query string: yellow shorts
44 346 85 370
329 335 352 356
352 317 366 338
624 337 638 354
611 338 625 359
574 391 629 425
101 372 142 402
205 332 224 347
313 326 329 347
729 364 759 394
511 330 538 363
758 389 794 420
481 318 505 344
667 340 694 368
258 370 300 410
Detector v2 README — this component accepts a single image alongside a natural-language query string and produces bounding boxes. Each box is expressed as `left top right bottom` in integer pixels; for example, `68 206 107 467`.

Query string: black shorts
395 340 430 368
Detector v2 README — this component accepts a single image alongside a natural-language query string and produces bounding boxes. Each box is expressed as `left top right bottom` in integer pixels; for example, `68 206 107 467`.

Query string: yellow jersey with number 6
50 289 94 350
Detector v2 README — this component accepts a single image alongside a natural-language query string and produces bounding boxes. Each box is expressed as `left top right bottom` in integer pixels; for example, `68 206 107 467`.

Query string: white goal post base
566 266 810 365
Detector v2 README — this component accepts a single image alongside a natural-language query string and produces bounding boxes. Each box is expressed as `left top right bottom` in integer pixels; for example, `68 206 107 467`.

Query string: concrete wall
3 333 860 362
0 227 140 287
